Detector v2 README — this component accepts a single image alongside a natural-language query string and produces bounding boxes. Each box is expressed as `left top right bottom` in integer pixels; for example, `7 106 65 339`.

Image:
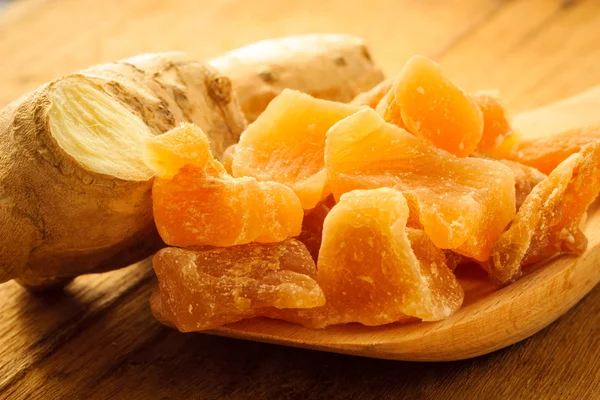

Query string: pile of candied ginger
144 55 600 332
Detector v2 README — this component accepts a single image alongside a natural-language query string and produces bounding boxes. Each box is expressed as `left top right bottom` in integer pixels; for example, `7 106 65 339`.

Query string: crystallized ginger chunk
232 89 361 210
379 55 483 157
145 124 303 247
314 188 463 327
494 124 600 174
490 143 600 284
326 108 515 261
151 239 325 332
472 92 514 153
351 79 393 109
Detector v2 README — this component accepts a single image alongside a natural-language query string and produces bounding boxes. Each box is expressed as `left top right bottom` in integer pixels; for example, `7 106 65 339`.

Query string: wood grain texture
0 0 599 399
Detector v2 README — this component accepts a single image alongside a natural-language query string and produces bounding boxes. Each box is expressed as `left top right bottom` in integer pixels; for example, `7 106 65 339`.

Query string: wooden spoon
209 87 600 361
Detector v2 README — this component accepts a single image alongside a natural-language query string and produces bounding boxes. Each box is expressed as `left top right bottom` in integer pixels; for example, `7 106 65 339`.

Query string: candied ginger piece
145 123 303 247
375 82 407 130
379 55 483 157
494 124 600 174
472 92 514 153
351 79 393 109
490 143 600 284
144 122 214 178
325 108 515 261
314 188 463 327
231 89 361 210
151 239 325 332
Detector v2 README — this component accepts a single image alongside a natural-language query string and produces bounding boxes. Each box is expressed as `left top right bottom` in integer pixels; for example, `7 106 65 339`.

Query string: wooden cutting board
1 0 600 399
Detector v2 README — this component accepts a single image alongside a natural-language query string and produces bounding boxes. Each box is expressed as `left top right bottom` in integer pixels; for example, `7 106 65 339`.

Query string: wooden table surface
1 0 599 398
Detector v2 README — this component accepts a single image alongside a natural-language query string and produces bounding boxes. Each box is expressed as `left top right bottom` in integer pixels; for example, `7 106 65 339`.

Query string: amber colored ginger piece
375 85 512 155
351 79 393 108
375 81 407 130
145 123 303 247
231 89 361 210
278 188 463 328
326 108 515 261
150 239 325 332
490 124 600 175
377 55 483 157
490 143 600 284
472 92 514 153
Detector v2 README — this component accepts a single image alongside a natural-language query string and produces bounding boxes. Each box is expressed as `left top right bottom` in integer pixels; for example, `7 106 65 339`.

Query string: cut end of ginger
48 77 155 181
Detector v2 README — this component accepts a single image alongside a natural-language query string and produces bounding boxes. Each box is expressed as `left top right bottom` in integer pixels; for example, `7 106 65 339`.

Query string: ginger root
0 52 246 289
209 34 385 122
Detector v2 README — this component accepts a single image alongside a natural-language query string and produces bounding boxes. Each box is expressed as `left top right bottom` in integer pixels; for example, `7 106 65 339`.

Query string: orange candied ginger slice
493 124 600 175
314 188 463 327
351 79 393 109
378 55 483 157
375 80 407 130
472 92 514 152
231 89 361 210
325 108 516 261
151 239 325 332
490 143 600 284
145 123 303 247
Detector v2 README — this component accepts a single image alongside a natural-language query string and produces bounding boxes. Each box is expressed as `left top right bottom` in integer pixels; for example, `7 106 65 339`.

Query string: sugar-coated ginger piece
326 108 515 261
145 123 303 247
472 92 514 153
490 143 600 284
151 239 325 332
313 188 463 327
379 55 483 157
375 81 408 130
351 79 393 109
232 89 361 210
493 124 600 175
